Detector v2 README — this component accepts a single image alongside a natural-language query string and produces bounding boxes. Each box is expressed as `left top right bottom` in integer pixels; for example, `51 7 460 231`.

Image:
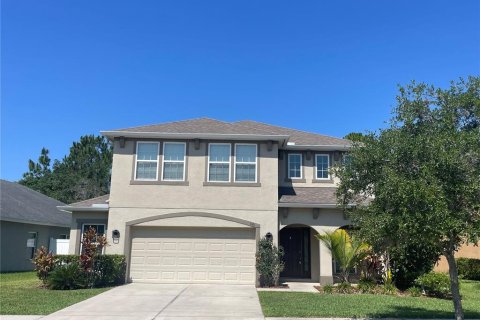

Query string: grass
0 271 111 315
258 280 480 318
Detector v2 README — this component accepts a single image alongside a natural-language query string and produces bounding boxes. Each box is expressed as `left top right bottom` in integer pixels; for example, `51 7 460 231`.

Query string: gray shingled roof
279 187 338 205
106 118 351 147
68 194 109 208
0 180 70 227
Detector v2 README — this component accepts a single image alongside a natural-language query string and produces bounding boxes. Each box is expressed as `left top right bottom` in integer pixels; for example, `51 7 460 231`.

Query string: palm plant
316 229 370 283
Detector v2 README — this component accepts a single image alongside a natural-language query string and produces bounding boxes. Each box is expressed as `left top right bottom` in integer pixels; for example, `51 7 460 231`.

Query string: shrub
406 286 422 297
382 282 398 295
256 238 284 287
457 258 480 281
56 255 80 265
47 263 85 290
415 272 451 298
33 246 56 284
358 277 376 293
93 255 126 286
322 284 334 294
337 282 353 294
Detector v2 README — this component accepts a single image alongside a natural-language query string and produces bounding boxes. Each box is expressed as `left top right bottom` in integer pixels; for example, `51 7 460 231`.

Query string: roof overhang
278 202 354 208
101 131 290 143
284 144 351 151
57 205 109 213
0 217 70 228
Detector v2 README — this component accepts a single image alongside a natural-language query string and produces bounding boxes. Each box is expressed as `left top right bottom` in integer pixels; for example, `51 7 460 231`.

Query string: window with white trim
135 142 159 180
162 142 186 181
315 154 330 179
288 154 302 179
235 144 257 182
208 144 231 182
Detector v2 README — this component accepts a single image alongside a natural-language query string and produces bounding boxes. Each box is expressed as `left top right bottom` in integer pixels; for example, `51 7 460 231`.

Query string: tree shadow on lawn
367 305 480 319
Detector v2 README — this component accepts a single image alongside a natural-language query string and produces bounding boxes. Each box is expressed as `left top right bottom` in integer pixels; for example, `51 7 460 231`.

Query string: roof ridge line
236 120 350 142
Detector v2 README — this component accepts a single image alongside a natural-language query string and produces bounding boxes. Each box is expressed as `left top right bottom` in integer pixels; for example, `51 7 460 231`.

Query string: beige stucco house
59 118 352 285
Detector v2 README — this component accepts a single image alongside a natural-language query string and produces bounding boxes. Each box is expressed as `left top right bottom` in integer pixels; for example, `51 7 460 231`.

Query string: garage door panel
130 227 256 284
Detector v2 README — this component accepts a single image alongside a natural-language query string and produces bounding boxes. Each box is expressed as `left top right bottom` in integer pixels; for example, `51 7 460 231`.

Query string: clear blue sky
1 0 479 181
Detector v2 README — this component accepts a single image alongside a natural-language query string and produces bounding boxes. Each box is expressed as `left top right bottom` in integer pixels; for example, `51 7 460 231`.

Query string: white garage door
129 227 256 284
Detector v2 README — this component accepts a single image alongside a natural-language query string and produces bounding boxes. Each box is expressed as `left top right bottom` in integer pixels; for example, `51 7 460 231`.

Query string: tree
315 229 370 283
20 135 113 203
335 76 480 320
344 132 369 143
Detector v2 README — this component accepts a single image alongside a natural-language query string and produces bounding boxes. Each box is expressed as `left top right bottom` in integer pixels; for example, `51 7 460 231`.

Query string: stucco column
319 241 333 285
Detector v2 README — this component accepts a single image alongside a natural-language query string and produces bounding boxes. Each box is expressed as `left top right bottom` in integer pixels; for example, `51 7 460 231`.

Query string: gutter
100 131 290 143
56 205 109 213
284 144 351 151
278 202 354 208
0 217 70 228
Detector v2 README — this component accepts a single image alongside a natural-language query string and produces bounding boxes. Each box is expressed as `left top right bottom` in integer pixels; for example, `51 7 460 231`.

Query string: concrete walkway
257 282 319 293
39 283 264 320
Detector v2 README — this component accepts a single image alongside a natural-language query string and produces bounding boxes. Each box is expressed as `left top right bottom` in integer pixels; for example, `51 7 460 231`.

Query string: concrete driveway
41 283 264 320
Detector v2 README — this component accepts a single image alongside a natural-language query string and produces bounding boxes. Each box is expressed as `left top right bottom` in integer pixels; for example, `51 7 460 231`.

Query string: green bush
49 254 126 289
48 263 85 290
256 238 284 287
322 284 334 294
56 255 80 265
415 272 451 298
358 278 376 293
406 286 422 297
337 282 353 294
93 255 126 287
457 258 480 280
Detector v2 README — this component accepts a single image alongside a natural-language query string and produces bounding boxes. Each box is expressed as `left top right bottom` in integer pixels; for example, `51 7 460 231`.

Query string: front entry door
280 227 311 278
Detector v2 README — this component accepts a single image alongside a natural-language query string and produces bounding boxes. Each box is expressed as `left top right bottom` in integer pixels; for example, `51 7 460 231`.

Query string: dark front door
280 227 311 278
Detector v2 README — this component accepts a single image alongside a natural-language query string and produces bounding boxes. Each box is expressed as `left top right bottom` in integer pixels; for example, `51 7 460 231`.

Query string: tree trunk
445 250 464 320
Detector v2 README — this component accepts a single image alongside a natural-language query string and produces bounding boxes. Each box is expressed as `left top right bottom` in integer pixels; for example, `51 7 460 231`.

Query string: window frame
80 223 106 254
234 143 258 183
27 232 38 259
287 153 303 179
207 143 231 182
134 141 160 181
161 142 187 182
315 153 330 180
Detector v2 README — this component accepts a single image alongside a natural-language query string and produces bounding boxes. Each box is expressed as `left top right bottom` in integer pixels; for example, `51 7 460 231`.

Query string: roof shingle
279 187 338 205
0 180 70 227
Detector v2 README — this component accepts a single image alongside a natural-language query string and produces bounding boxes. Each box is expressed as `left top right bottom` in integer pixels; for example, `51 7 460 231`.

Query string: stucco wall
434 242 480 272
278 151 341 188
0 221 68 272
109 139 278 211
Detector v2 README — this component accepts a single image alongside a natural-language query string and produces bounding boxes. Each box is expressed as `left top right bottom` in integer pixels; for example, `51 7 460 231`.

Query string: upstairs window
162 142 186 181
288 154 302 179
235 144 257 182
135 142 159 180
315 154 330 179
208 144 231 182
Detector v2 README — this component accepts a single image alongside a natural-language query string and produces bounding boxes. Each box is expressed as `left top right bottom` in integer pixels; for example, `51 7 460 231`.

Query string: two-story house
59 118 352 285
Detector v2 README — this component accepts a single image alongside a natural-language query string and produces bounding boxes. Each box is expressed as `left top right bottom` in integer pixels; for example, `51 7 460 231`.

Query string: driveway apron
41 283 264 320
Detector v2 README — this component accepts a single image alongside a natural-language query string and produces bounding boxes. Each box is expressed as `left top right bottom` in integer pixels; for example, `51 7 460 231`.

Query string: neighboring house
0 180 71 272
59 118 352 285
434 243 480 272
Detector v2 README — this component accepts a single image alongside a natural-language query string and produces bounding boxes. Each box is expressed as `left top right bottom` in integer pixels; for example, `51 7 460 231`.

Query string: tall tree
335 77 480 320
344 132 369 143
20 135 113 203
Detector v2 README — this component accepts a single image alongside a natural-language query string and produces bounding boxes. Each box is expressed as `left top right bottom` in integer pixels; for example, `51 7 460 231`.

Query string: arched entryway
279 224 319 280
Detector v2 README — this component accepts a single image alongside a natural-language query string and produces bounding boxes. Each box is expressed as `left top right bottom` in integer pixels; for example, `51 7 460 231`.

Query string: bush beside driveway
0 272 110 315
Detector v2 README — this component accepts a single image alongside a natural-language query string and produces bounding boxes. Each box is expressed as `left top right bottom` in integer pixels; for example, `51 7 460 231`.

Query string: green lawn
258 280 480 318
0 272 111 315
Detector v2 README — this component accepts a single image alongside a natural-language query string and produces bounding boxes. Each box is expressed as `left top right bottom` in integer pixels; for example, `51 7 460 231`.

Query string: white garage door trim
129 226 257 284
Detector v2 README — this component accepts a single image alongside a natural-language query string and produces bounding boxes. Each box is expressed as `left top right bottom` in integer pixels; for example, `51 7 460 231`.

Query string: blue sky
1 0 479 181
